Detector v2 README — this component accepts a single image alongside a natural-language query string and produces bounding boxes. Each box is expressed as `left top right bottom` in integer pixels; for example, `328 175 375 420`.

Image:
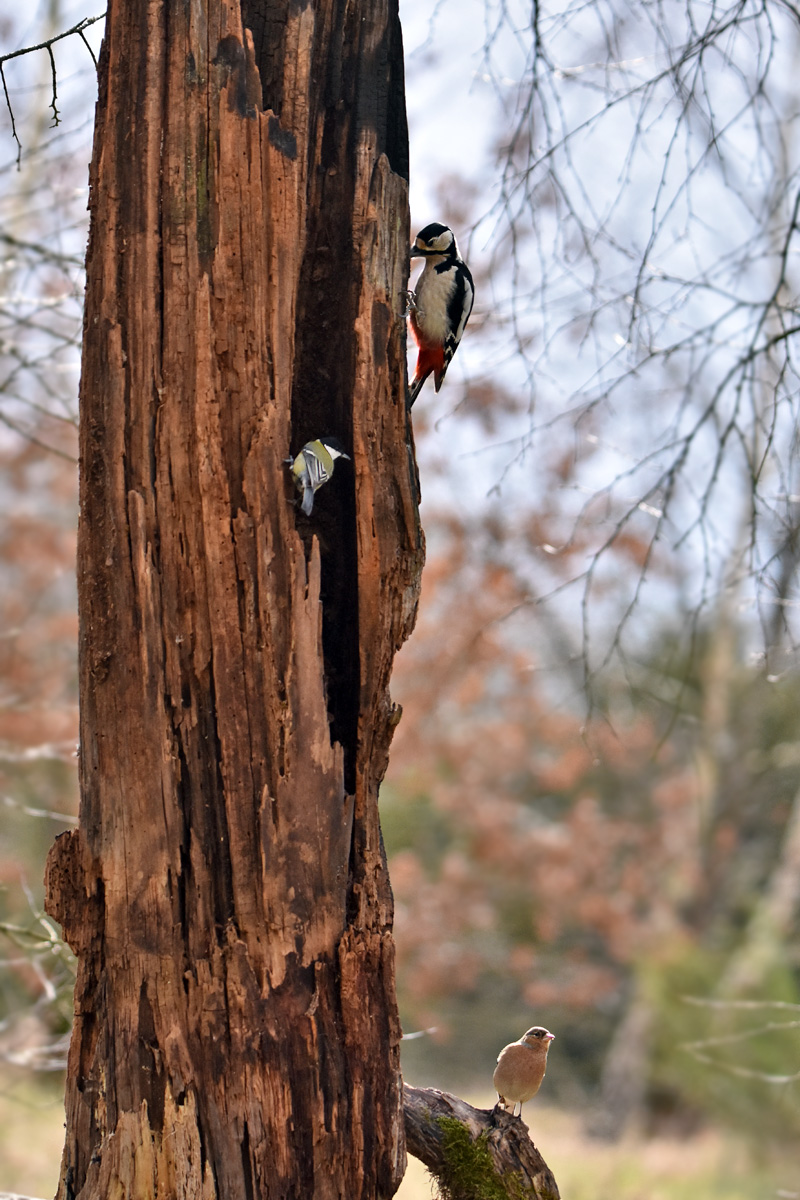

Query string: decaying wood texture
44 0 420 1197
403 1086 561 1200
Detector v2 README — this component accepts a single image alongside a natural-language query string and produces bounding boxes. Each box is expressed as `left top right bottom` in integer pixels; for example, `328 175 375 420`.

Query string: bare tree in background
0 5 95 460
387 0 800 1143
473 0 800 1136
456 0 800 688
0 6 93 1094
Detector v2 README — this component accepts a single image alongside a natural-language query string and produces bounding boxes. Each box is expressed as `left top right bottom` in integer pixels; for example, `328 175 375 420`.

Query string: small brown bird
493 1026 555 1117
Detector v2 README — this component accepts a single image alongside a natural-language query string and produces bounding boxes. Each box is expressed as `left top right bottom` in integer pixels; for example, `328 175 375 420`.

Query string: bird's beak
546 1034 555 1042
410 244 425 258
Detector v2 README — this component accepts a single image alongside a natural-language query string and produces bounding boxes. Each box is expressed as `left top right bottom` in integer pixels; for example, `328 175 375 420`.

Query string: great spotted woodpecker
407 222 474 407
286 437 349 515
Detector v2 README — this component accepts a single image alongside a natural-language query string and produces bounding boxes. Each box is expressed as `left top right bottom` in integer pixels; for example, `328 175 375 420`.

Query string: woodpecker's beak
410 243 426 258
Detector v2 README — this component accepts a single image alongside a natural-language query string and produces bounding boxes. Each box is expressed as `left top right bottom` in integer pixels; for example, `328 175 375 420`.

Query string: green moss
434 1116 554 1200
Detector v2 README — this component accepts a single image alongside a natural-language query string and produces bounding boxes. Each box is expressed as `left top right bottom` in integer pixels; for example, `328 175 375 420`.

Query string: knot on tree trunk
44 828 101 954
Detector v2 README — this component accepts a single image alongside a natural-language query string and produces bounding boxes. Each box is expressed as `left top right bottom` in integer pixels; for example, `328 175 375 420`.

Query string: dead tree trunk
44 1 420 1197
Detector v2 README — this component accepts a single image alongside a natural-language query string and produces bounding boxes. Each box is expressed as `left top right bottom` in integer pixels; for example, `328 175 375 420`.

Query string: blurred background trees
0 9 91 1188
1 0 799 1195
397 0 800 1168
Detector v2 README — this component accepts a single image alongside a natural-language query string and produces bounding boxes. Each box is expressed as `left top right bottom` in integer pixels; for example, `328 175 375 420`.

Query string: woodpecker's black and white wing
439 258 474 388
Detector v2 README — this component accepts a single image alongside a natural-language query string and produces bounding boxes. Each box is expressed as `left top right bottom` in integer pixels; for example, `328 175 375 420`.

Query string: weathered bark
403 1086 560 1200
44 1 421 1198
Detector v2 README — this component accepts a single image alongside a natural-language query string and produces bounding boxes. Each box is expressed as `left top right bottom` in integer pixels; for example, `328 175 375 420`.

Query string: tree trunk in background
584 984 652 1141
719 783 800 994
44 0 422 1196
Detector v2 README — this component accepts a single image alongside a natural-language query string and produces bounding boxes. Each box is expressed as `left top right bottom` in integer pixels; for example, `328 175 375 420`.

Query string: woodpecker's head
411 223 458 263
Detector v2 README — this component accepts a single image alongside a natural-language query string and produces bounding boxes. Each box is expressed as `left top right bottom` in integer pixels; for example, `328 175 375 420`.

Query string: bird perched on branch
286 437 349 516
493 1026 555 1117
407 222 474 407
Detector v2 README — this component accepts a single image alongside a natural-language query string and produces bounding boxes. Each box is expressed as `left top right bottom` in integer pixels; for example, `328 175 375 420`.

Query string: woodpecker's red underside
411 343 446 392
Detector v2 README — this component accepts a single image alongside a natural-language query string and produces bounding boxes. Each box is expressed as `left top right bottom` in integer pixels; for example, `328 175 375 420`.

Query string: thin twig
0 61 21 167
0 13 105 69
0 12 105 161
46 44 59 127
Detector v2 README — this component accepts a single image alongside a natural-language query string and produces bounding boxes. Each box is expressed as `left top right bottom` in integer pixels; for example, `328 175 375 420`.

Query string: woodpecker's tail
408 345 444 408
407 373 426 408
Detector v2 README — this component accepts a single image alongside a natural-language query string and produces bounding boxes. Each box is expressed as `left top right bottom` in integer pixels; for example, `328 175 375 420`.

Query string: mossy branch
403 1084 560 1200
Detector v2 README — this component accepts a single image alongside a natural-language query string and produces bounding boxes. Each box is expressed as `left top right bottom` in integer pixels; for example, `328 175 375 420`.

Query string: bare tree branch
403 1085 560 1200
463 0 800 692
0 13 104 164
